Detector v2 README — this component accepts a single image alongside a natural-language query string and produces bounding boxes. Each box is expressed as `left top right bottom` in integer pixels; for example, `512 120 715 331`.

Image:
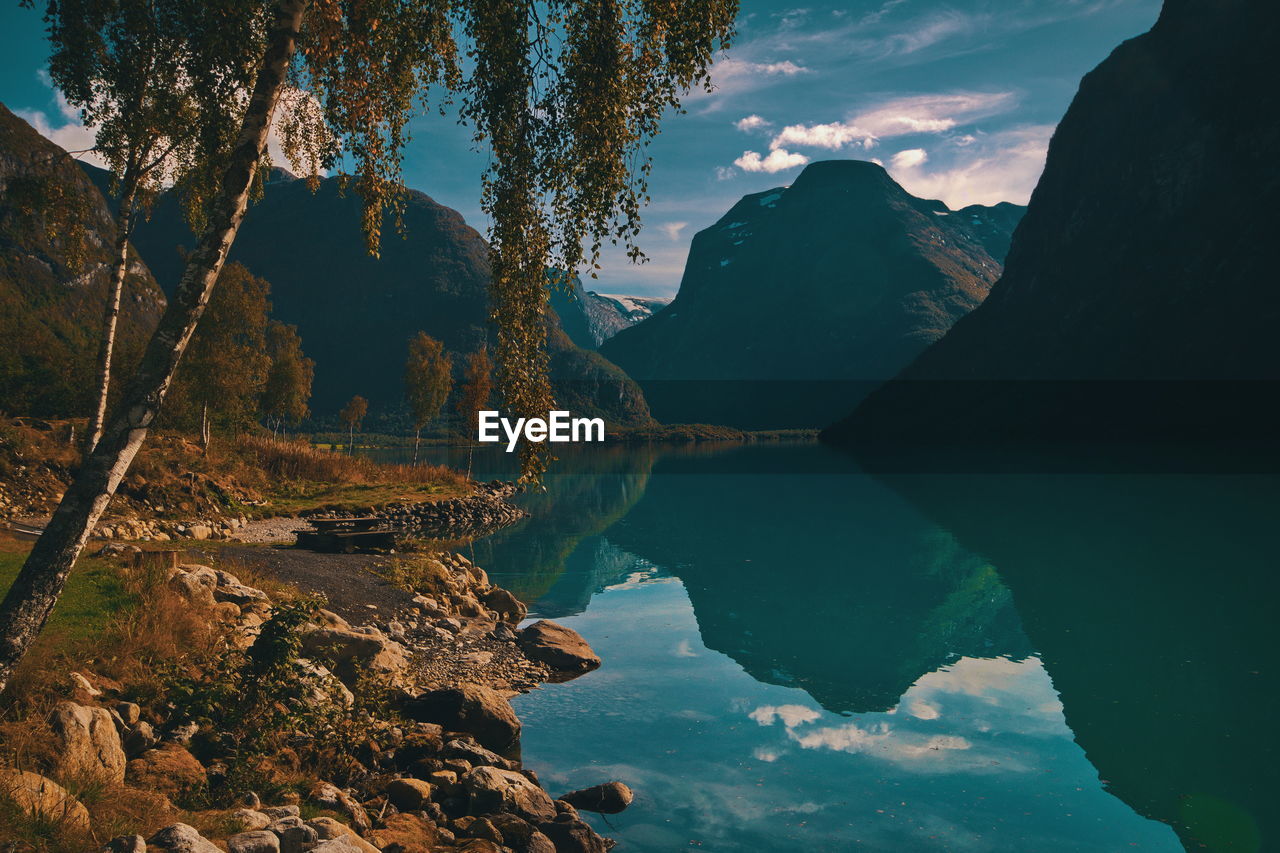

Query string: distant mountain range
827 0 1280 447
600 160 1024 427
548 278 668 350
87 166 651 427
0 103 164 417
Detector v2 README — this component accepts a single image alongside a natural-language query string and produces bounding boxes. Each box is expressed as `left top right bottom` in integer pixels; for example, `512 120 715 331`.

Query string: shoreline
1 532 623 851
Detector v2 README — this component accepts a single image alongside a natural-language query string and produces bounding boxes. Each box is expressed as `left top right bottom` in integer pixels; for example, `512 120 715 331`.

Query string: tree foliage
262 321 315 434
339 394 368 453
169 262 272 443
455 346 493 439
405 332 453 431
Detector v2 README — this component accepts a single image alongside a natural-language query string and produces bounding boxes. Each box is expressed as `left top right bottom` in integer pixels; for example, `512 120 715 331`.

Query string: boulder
299 621 409 687
227 830 280 853
125 743 207 799
0 768 91 835
558 781 633 814
481 587 527 624
148 823 222 853
443 737 516 771
102 835 146 853
384 777 433 811
537 818 609 853
49 700 127 785
366 813 439 853
168 571 216 608
402 685 521 753
311 839 367 853
306 817 380 853
517 621 601 678
228 808 274 832
462 766 557 824
309 781 370 832
122 720 158 756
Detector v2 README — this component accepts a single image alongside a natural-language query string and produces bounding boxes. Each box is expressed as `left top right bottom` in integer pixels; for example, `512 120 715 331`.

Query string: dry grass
233 434 466 488
0 536 231 850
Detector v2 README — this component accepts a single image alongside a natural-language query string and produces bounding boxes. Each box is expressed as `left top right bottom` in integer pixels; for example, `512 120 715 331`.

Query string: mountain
599 160 1023 428
0 104 165 417
828 0 1280 446
549 277 669 349
106 167 651 426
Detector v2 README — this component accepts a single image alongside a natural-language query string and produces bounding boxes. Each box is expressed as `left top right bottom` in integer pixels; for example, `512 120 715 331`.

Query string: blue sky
1 0 1161 299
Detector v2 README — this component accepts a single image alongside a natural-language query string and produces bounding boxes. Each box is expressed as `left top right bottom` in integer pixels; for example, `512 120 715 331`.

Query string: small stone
115 701 141 725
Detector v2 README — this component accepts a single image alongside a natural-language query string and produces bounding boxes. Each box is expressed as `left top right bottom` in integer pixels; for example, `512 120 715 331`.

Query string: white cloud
768 92 1017 154
748 704 821 728
891 148 928 169
908 699 941 720
659 221 689 242
733 148 810 174
735 114 773 133
886 125 1052 207
714 166 737 181
702 57 810 102
752 746 781 763
771 121 875 151
673 637 698 656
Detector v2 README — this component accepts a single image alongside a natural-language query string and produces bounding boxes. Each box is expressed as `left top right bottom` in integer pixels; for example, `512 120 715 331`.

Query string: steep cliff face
600 160 1021 427
113 168 650 424
549 277 668 349
0 104 165 417
829 0 1280 444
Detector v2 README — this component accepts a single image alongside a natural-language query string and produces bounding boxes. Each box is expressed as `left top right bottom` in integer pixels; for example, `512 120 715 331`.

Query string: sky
0 0 1162 299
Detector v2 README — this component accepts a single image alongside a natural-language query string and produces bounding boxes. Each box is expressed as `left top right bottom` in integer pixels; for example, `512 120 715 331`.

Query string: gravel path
232 516 311 544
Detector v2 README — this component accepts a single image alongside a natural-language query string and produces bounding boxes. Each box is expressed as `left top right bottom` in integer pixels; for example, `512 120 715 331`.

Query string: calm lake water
389 441 1279 852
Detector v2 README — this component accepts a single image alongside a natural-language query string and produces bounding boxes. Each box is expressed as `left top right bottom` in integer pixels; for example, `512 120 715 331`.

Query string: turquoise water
407 442 1279 852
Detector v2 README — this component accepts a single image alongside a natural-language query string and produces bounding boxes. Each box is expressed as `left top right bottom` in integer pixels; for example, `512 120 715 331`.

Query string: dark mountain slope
0 104 165 417
113 168 649 424
600 160 1022 427
829 0 1280 445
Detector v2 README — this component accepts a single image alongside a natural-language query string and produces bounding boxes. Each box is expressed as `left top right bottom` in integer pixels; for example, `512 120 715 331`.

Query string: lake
390 441 1278 852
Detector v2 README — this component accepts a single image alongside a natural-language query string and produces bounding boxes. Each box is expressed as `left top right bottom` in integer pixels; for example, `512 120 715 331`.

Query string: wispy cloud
733 148 809 174
748 704 821 728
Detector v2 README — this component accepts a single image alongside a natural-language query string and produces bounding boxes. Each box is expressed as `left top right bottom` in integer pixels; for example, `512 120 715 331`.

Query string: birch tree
0 0 736 692
404 332 452 466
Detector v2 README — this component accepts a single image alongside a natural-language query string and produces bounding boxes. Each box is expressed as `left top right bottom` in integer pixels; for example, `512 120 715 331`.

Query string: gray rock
101 835 145 853
49 701 127 785
227 831 281 853
262 805 302 819
463 766 557 824
123 721 158 757
403 684 521 753
558 781 634 814
310 839 365 853
148 823 222 853
518 621 601 678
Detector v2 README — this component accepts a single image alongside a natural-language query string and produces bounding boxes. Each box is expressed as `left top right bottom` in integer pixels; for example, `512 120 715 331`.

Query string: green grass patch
0 542 134 656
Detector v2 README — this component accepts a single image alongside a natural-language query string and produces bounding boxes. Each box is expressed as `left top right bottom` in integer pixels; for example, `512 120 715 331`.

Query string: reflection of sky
514 577 1182 852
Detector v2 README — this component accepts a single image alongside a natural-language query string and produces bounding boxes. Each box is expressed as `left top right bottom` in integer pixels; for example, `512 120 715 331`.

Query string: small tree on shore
170 263 272 450
455 347 493 477
339 395 368 455
404 332 453 466
261 322 314 439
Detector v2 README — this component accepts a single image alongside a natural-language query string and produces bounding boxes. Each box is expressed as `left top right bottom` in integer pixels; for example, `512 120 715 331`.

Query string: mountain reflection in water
403 441 1272 851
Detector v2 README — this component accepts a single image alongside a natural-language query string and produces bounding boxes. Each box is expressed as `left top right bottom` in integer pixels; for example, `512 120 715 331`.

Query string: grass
0 538 130 655
235 434 470 514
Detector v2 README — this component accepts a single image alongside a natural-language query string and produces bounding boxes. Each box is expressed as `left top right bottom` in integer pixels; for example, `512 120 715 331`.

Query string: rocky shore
304 482 529 542
1 545 620 853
